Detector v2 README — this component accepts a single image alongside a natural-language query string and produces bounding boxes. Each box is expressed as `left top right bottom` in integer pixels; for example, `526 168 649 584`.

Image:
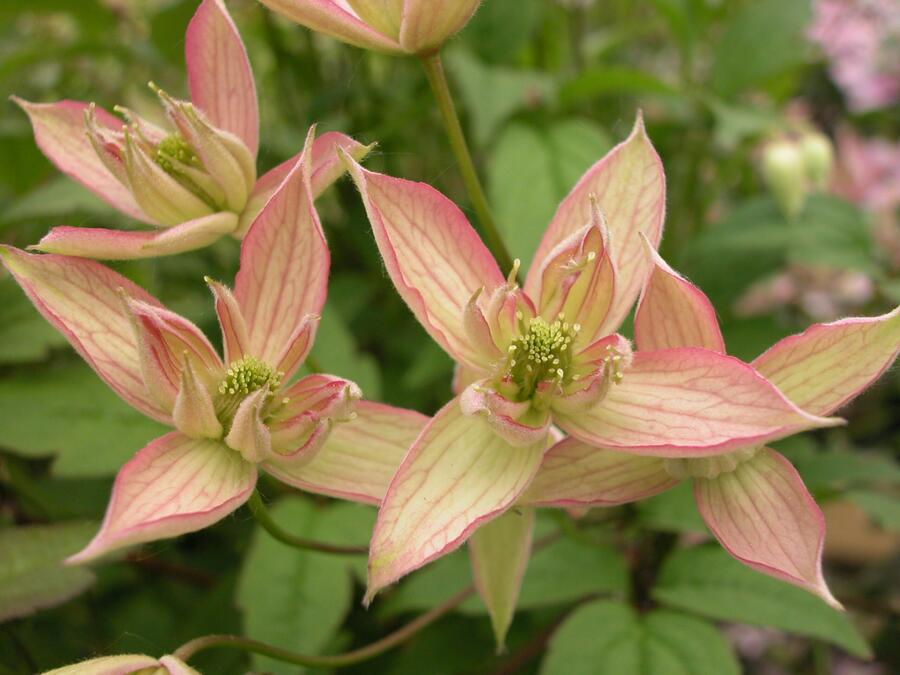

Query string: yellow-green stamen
505 315 580 400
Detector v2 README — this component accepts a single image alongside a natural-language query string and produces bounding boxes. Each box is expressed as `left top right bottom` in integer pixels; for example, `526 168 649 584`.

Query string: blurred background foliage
0 0 898 673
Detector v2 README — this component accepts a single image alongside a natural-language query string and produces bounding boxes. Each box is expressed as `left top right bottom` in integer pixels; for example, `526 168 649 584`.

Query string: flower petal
752 306 900 416
12 98 150 223
186 0 259 156
366 399 545 603
344 155 505 368
235 127 328 363
0 247 170 423
41 654 163 675
173 359 222 439
522 438 677 506
224 387 272 463
273 314 320 382
554 348 842 457
206 277 250 365
67 432 256 564
469 507 535 651
526 113 665 333
256 0 403 52
694 448 841 609
399 0 481 54
33 212 238 260
237 131 371 236
264 401 426 504
634 238 725 352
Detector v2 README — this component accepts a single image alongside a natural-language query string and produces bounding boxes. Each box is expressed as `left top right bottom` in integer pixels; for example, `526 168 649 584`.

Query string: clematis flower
42 654 197 675
257 0 481 55
13 0 369 260
341 114 842 618
0 129 424 563
525 240 900 608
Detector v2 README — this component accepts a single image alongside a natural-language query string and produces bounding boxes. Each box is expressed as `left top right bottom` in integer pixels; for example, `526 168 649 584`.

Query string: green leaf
0 362 168 477
541 601 740 675
712 0 812 96
781 443 900 491
2 176 115 225
460 0 542 63
236 497 370 672
307 301 382 399
0 277 67 364
654 545 872 658
636 481 706 533
561 67 679 106
846 490 900 532
488 119 611 270
0 521 96 622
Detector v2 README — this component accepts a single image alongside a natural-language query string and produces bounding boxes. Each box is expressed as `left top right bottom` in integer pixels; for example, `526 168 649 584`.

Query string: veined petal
32 212 238 260
399 0 481 54
694 448 841 609
264 401 426 504
366 399 545 603
634 238 725 353
554 348 843 457
273 314 320 382
346 0 403 39
256 0 403 52
67 432 256 564
158 656 200 675
526 113 665 333
460 382 552 447
173 359 222 439
752 306 900 416
224 387 272 463
0 247 170 423
186 0 259 156
235 127 328 363
12 98 150 223
522 438 677 507
206 277 250 365
344 155 505 369
41 654 163 675
469 507 535 651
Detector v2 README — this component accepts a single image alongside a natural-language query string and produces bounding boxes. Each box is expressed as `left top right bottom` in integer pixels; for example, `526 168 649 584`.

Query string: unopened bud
799 131 834 191
762 139 807 220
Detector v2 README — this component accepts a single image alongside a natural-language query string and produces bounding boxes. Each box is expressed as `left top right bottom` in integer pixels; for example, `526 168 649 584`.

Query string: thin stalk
173 586 476 664
419 52 515 274
246 490 367 555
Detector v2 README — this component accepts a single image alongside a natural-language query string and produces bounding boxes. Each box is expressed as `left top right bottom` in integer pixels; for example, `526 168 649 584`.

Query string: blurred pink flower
808 0 900 111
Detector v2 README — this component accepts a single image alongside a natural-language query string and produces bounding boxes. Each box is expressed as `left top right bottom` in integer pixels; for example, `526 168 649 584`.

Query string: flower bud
762 139 807 220
799 131 834 191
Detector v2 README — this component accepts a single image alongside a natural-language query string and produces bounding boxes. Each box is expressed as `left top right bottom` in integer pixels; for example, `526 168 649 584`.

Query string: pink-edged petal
526 114 665 333
33 212 238 260
158 656 201 675
172 359 222 439
206 277 250 365
224 387 272 463
398 0 481 54
273 315 320 382
236 131 372 237
344 155 505 369
460 382 552 447
235 128 328 363
186 0 259 156
752 306 900 417
42 654 164 675
67 432 256 564
366 398 545 603
256 0 403 52
469 507 535 651
523 438 678 507
554 348 842 457
12 98 150 223
127 298 223 411
694 448 841 609
634 237 725 353
0 247 170 423
264 401 426 504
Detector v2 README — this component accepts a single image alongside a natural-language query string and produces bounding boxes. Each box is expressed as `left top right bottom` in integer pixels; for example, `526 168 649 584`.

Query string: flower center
218 356 283 398
154 133 200 174
504 315 580 400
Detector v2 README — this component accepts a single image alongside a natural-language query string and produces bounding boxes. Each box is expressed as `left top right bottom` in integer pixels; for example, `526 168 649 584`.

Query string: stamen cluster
154 133 200 174
218 356 283 398
505 315 580 399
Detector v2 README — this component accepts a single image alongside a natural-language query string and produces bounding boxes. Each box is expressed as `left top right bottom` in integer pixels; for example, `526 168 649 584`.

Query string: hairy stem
173 586 475 664
419 52 515 275
246 490 368 555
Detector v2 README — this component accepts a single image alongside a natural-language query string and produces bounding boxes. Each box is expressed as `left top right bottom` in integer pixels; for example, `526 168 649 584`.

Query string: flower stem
419 52 515 275
246 490 368 555
173 585 475 665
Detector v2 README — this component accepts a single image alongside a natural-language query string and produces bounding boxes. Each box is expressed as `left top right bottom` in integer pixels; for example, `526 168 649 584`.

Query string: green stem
419 52 515 275
173 585 475 665
246 491 367 555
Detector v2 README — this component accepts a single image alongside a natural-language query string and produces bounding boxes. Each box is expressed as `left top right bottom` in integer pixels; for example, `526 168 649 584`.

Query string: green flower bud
799 131 834 191
762 139 807 221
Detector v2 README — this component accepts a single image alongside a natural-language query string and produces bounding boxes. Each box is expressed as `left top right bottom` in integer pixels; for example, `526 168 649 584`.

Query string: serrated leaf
541 601 740 675
0 362 168 477
0 521 97 622
653 545 872 658
236 497 368 673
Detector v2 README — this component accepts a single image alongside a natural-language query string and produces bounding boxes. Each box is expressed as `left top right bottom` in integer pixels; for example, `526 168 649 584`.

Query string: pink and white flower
341 115 844 621
0 129 424 564
14 0 370 260
525 241 900 608
257 0 482 54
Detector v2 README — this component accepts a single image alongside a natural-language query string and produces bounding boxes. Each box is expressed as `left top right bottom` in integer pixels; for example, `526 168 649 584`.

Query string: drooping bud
762 139 807 220
799 131 834 191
